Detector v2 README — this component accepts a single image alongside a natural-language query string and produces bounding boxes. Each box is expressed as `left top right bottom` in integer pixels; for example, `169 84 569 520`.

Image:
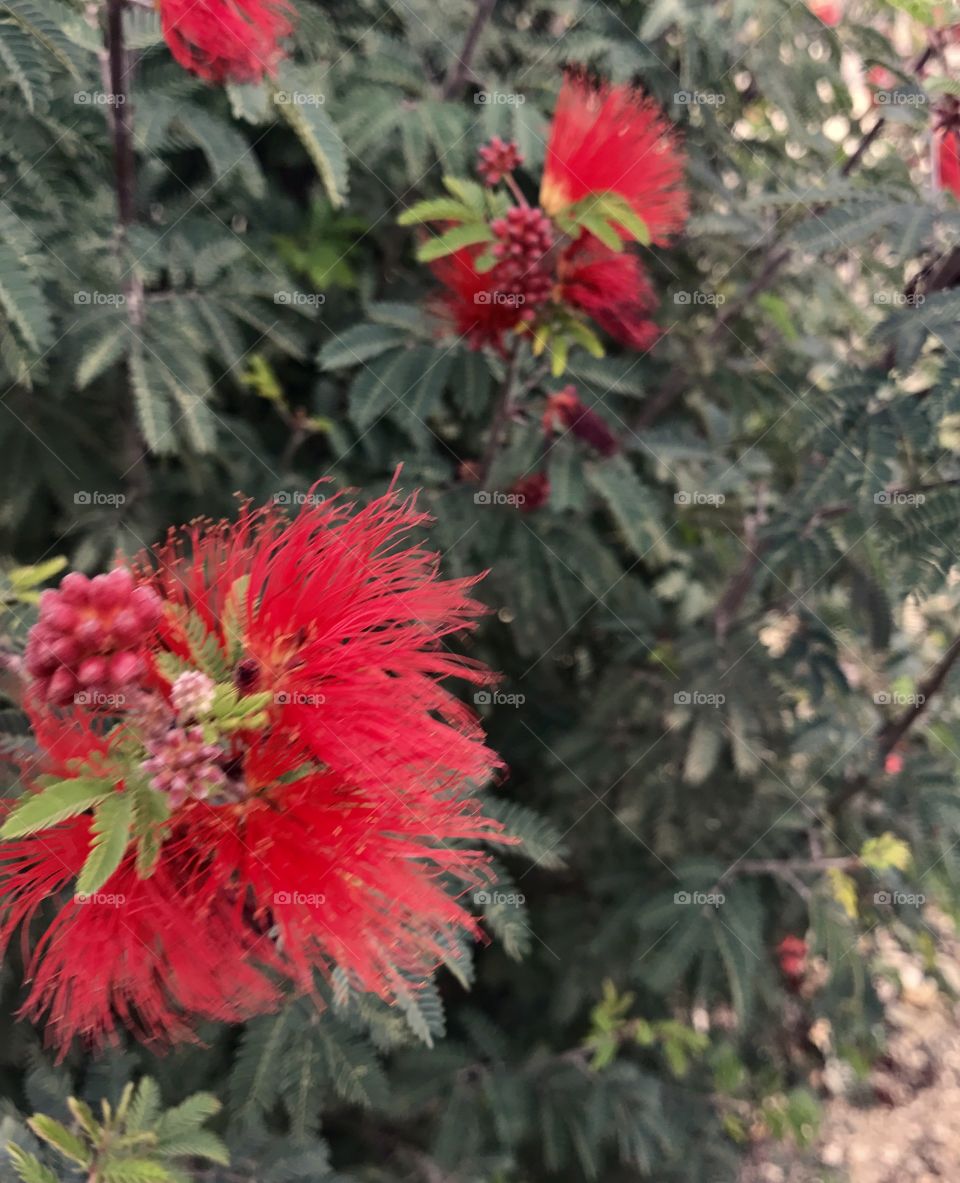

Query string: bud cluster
142 725 227 808
489 206 555 311
477 136 524 186
25 569 162 706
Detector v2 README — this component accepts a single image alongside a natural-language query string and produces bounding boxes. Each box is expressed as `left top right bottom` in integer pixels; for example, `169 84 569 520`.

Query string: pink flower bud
110 609 142 646
89 567 134 610
77 656 108 685
130 586 162 628
110 651 144 685
50 636 81 665
48 667 78 705
58 572 91 605
75 617 105 649
25 641 59 676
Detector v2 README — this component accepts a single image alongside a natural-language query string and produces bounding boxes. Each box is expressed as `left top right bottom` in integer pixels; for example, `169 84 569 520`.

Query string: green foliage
2 0 960 1179
10 1079 227 1183
0 778 114 839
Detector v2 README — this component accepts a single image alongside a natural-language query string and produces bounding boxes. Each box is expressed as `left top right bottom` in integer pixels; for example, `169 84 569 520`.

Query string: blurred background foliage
1 0 960 1178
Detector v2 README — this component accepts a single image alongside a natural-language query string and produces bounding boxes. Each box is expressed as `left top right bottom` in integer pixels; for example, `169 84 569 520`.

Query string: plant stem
441 0 496 99
106 0 136 235
477 345 520 486
104 0 150 502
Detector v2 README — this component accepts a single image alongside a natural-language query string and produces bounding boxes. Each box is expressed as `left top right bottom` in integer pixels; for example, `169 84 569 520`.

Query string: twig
721 856 860 881
877 631 960 760
840 119 886 178
477 345 520 486
708 247 792 345
441 0 496 100
841 41 937 178
106 0 136 239
104 0 149 503
830 630 960 812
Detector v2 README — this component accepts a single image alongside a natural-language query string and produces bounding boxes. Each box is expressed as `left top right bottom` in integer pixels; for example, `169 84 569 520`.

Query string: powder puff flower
540 72 687 244
158 0 293 84
0 485 502 1051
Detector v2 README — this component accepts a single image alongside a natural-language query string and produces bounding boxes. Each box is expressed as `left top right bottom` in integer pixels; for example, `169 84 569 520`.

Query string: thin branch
441 0 496 100
840 41 937 178
721 856 860 881
104 0 149 503
105 0 137 245
830 630 960 812
877 631 960 760
477 345 520 486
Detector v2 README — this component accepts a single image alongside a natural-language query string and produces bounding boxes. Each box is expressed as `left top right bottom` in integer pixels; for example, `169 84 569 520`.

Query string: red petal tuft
541 71 688 244
559 232 661 351
159 0 293 84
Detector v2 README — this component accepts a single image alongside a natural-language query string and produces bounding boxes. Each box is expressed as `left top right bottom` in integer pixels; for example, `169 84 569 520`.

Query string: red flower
558 233 660 351
937 130 960 200
428 247 527 352
777 934 808 986
2 486 503 1051
540 72 687 244
543 385 620 457
159 0 293 84
511 472 550 512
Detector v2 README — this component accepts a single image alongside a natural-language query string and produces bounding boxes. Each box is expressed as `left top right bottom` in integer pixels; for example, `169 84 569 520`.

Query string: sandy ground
741 917 960 1183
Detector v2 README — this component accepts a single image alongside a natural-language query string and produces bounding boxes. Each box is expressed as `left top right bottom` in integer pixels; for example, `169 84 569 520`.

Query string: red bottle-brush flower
543 385 620 457
159 0 293 84
428 247 529 352
511 471 550 512
935 99 960 199
558 233 661 351
1 484 503 1051
540 71 688 244
937 131 960 200
777 934 808 990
